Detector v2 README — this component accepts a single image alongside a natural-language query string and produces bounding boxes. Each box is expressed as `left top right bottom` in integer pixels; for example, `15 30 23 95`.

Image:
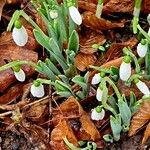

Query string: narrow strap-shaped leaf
33 29 51 50
50 51 68 71
49 38 65 61
45 58 61 75
38 61 56 81
68 30 79 53
110 114 122 141
55 80 72 92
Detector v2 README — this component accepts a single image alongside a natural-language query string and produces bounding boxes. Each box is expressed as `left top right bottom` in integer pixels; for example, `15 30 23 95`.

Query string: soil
0 131 148 150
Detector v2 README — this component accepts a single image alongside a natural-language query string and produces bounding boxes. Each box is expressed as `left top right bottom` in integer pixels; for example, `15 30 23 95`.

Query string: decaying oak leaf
142 0 150 14
103 0 134 14
82 11 125 32
105 37 138 61
51 97 101 149
129 99 150 137
54 97 101 141
78 1 96 13
25 102 48 123
0 0 5 21
75 52 96 71
51 119 78 148
0 83 24 105
142 122 150 144
80 29 106 54
0 47 38 92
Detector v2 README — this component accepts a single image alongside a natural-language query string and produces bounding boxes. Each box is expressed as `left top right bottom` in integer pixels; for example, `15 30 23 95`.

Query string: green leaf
68 30 79 53
58 75 69 84
118 97 131 131
110 114 122 141
33 29 51 50
57 91 72 98
55 80 72 92
72 75 87 90
45 58 61 75
38 61 56 81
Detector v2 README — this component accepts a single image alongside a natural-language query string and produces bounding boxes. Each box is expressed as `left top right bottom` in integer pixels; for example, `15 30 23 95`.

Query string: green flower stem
103 77 122 100
137 24 150 43
127 74 142 83
89 65 111 74
96 0 103 18
0 60 40 72
36 78 55 85
123 47 141 73
101 84 118 116
132 0 142 34
7 10 48 41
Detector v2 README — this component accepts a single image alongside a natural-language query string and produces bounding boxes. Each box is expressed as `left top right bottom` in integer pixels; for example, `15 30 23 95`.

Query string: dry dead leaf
82 11 125 32
0 0 5 21
75 52 96 71
142 122 150 144
80 29 106 54
129 99 150 137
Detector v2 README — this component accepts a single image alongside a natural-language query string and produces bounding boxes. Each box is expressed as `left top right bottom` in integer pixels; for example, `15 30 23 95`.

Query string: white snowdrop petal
91 73 101 85
137 43 148 58
96 87 103 101
91 108 105 121
31 84 45 98
12 26 28 47
14 69 25 82
148 28 150 36
69 6 82 25
119 62 131 81
136 80 150 95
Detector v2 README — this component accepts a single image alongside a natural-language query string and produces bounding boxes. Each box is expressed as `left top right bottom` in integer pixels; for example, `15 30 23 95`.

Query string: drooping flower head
91 106 105 121
134 78 150 95
96 85 103 101
68 1 82 25
12 20 28 47
137 39 148 58
91 73 101 85
30 80 45 98
13 65 25 82
119 55 132 81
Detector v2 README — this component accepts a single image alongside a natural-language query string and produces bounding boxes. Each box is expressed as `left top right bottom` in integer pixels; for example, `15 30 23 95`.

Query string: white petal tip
137 43 147 58
96 87 103 101
119 62 131 81
12 26 28 47
91 73 101 85
30 84 45 98
69 6 82 25
91 108 105 121
14 69 25 82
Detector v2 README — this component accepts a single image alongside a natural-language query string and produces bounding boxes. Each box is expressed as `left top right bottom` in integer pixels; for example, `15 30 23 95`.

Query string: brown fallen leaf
0 0 5 21
129 99 150 137
80 29 106 54
6 0 22 4
142 122 150 144
0 47 38 92
75 52 96 71
105 37 138 61
0 83 24 105
82 11 125 32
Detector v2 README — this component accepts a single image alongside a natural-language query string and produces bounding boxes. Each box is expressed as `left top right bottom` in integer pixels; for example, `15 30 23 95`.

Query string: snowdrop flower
137 39 148 58
50 10 58 19
12 20 28 47
30 80 45 98
91 106 105 121
69 6 82 25
14 69 25 82
91 73 101 85
119 56 132 81
96 87 103 101
134 79 150 95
